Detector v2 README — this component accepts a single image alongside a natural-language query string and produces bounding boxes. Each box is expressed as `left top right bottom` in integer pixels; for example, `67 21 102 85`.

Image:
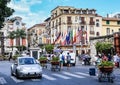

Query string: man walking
59 51 64 70
66 52 71 70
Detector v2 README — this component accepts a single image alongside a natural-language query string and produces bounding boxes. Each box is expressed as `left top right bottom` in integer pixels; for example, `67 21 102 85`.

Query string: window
106 28 110 35
96 32 100 36
106 20 110 24
112 29 114 34
117 21 120 25
119 28 120 32
96 23 99 27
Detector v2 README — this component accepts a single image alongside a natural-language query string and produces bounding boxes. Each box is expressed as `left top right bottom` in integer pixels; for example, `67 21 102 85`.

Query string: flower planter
51 61 59 65
98 66 114 73
40 60 47 63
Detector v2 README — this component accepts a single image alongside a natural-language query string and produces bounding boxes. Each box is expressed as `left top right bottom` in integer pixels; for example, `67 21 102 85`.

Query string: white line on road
62 72 85 78
11 76 24 83
0 77 7 85
52 73 71 79
31 79 41 81
43 74 56 80
75 72 90 77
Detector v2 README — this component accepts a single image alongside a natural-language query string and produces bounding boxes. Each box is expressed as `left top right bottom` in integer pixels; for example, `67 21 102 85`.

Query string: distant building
28 23 46 48
1 16 27 54
49 6 102 54
102 17 120 36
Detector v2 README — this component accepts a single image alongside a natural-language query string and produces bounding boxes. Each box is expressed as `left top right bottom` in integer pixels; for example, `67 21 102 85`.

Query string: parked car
62 51 76 66
11 56 42 79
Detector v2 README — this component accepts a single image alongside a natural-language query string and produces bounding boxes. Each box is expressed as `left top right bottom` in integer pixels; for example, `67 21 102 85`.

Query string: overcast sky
7 0 120 28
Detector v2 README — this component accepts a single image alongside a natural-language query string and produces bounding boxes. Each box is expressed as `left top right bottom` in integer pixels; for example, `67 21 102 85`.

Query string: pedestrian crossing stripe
62 72 85 78
11 76 24 83
52 73 71 79
0 77 7 84
43 74 56 80
75 72 89 77
9 71 90 83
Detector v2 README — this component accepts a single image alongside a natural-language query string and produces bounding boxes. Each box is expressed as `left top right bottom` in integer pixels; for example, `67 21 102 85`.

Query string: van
62 51 76 66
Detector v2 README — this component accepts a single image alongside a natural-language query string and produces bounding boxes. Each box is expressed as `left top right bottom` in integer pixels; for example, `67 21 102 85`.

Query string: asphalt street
0 59 120 85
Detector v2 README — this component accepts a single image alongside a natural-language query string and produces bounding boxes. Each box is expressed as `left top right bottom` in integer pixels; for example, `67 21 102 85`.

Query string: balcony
90 31 95 35
59 22 61 25
80 21 86 25
89 21 95 25
67 21 72 24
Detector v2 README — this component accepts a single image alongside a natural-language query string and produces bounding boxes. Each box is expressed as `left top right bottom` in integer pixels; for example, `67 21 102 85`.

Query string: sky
7 0 120 28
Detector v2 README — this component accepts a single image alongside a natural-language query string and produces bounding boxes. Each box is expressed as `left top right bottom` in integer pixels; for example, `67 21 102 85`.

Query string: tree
0 0 14 55
8 29 26 52
95 42 113 55
0 0 14 28
8 31 16 51
45 44 54 54
15 29 26 52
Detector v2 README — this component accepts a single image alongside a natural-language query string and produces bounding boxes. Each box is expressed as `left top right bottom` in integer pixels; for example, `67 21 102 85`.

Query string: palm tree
15 29 26 52
8 31 16 51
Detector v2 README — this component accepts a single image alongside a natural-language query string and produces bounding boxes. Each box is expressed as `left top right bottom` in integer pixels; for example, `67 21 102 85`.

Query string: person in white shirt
113 53 120 68
59 52 64 69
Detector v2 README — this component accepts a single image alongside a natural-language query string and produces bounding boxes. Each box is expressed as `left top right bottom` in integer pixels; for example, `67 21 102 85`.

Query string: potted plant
98 61 114 73
39 56 47 63
51 57 59 65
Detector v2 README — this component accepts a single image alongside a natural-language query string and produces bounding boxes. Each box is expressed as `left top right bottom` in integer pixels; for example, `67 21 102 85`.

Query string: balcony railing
67 21 72 24
89 21 95 25
80 21 86 24
90 31 95 35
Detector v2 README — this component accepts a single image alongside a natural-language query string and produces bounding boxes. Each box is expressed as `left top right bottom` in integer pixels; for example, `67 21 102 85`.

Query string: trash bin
89 68 96 76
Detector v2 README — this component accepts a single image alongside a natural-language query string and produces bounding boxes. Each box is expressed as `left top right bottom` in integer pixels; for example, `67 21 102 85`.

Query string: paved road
0 60 120 85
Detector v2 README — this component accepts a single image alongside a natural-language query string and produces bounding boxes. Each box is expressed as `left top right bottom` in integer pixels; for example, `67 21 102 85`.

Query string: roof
28 23 46 30
103 17 120 21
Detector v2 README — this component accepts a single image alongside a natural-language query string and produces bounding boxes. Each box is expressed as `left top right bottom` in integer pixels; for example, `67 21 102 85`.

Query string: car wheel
16 70 20 79
73 63 76 66
11 68 14 76
39 75 42 79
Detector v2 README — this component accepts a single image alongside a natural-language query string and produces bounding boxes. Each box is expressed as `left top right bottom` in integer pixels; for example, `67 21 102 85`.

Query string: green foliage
12 54 19 60
98 61 114 67
95 42 112 53
51 57 59 62
39 56 47 61
45 44 54 53
0 0 14 28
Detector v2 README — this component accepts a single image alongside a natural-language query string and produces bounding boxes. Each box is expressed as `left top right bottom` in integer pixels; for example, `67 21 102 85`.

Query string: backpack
67 55 71 61
62 55 65 61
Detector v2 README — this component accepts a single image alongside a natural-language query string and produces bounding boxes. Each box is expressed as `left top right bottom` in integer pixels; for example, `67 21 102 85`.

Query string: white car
11 56 42 79
62 51 76 66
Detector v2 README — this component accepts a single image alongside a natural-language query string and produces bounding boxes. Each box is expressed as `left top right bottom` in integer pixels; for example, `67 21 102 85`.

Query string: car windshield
19 58 37 65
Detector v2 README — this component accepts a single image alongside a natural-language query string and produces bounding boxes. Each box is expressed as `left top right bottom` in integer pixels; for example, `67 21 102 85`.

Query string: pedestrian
9 52 12 61
113 52 120 68
59 51 64 70
107 53 112 61
102 53 108 61
66 52 71 70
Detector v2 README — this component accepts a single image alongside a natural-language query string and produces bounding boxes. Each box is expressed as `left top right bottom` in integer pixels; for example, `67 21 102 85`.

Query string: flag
70 29 73 44
73 28 76 44
61 32 67 45
53 32 61 44
66 31 70 45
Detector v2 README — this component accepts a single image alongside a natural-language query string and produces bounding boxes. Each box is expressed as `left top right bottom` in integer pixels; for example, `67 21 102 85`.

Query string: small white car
11 56 42 79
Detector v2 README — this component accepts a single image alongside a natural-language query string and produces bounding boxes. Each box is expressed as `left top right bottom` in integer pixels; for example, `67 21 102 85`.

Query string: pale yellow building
102 17 120 36
50 6 102 54
28 23 46 48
